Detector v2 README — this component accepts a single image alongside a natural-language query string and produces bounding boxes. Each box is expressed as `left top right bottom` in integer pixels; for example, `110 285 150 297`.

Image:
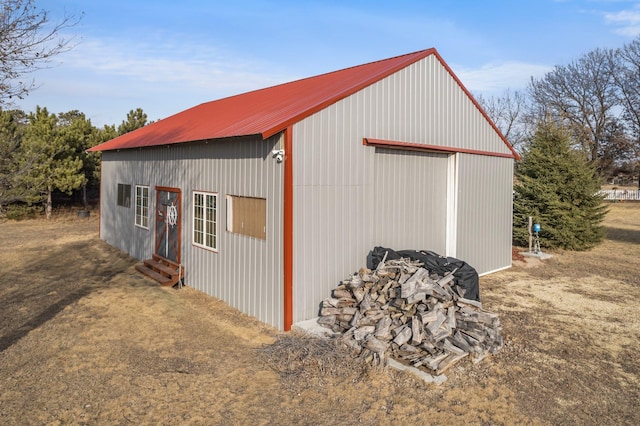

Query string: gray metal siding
100 162 155 259
456 154 514 275
100 135 285 329
291 54 512 323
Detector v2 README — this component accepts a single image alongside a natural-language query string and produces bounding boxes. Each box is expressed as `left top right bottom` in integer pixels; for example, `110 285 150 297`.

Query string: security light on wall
272 149 284 163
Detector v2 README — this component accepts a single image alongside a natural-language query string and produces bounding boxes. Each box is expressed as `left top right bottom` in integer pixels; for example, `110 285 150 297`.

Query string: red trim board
363 138 517 159
283 127 294 331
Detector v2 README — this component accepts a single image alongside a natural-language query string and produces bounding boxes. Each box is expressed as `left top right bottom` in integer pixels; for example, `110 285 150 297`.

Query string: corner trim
283 127 294 331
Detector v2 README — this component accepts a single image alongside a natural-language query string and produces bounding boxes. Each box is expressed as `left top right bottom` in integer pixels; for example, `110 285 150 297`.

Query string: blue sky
15 0 640 127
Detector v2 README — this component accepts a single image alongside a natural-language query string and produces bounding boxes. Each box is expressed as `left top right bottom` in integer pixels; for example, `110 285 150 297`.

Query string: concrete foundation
521 251 553 260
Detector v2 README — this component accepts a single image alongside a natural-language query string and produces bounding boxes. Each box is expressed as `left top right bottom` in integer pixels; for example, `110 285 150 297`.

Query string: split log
400 267 430 298
353 326 375 341
411 316 423 345
425 310 447 335
320 306 342 316
436 352 468 375
418 310 438 324
333 288 352 299
393 326 412 346
363 335 387 355
374 317 392 340
457 297 483 309
447 306 456 330
436 268 458 287
317 315 336 327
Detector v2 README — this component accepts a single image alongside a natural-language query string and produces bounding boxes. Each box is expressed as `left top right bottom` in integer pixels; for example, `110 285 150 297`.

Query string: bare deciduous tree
528 48 618 164
615 38 640 139
0 0 79 104
475 89 529 152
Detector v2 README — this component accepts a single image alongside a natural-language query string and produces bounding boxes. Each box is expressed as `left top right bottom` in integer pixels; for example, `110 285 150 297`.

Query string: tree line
478 34 640 185
0 107 148 219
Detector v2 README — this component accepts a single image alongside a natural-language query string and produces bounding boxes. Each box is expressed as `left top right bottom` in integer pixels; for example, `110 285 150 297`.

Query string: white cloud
17 33 302 125
61 36 296 95
603 5 640 36
454 61 552 95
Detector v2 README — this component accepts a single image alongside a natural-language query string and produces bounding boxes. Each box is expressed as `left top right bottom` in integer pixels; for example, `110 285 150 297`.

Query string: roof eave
89 132 267 152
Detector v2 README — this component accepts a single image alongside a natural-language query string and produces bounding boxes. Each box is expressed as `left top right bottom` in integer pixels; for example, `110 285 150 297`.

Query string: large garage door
372 148 449 254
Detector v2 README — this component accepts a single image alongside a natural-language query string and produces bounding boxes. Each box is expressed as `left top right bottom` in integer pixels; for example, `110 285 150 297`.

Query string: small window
226 195 266 240
193 191 218 251
135 185 149 228
117 183 131 207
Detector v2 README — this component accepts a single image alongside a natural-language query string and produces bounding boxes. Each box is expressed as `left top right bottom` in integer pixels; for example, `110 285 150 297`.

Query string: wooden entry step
135 254 184 287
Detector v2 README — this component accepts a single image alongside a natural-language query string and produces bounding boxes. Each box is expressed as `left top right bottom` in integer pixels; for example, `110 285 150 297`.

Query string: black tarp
366 246 481 302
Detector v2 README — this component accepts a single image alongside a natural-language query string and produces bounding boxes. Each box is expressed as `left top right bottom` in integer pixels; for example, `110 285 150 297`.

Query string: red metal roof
89 48 518 159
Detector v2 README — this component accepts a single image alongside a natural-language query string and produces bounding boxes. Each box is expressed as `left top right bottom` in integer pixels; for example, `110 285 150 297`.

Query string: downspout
283 127 293 331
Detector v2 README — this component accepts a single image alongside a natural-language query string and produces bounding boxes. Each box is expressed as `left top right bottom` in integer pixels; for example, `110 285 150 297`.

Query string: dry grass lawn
0 204 638 425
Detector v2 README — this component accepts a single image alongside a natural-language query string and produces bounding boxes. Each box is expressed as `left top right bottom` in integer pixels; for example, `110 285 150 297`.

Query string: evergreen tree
0 108 27 209
18 106 84 219
117 108 148 135
513 121 607 250
58 110 100 208
89 124 118 189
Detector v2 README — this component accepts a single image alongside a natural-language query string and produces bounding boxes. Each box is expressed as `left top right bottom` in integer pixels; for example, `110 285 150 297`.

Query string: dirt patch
0 205 639 425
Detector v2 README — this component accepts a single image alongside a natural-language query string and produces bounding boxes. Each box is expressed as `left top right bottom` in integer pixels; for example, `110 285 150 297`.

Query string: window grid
135 185 149 229
193 191 217 251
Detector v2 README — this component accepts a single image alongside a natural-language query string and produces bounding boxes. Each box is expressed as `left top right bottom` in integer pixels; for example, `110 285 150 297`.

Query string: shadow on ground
605 226 640 244
0 236 137 353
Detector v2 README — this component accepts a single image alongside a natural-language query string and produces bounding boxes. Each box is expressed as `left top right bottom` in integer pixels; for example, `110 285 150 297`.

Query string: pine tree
513 121 607 250
0 108 27 209
18 106 84 219
58 110 101 208
117 108 148 135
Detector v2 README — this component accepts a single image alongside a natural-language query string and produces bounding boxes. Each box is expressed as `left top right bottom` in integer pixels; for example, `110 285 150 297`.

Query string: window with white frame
135 185 149 228
193 191 218 251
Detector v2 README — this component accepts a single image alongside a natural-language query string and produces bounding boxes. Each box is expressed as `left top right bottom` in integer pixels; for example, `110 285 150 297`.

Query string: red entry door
155 187 181 263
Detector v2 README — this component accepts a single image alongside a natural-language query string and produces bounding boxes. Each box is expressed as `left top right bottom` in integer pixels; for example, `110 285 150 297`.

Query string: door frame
445 153 458 258
155 186 182 263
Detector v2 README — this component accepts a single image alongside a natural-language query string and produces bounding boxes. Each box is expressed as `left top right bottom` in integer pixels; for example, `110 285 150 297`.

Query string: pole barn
89 48 519 331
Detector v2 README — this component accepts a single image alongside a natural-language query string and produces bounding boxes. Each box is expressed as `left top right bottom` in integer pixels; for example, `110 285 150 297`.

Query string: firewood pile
318 255 503 375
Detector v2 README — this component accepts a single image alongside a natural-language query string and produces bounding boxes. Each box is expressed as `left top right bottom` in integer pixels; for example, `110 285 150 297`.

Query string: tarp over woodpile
367 247 480 302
